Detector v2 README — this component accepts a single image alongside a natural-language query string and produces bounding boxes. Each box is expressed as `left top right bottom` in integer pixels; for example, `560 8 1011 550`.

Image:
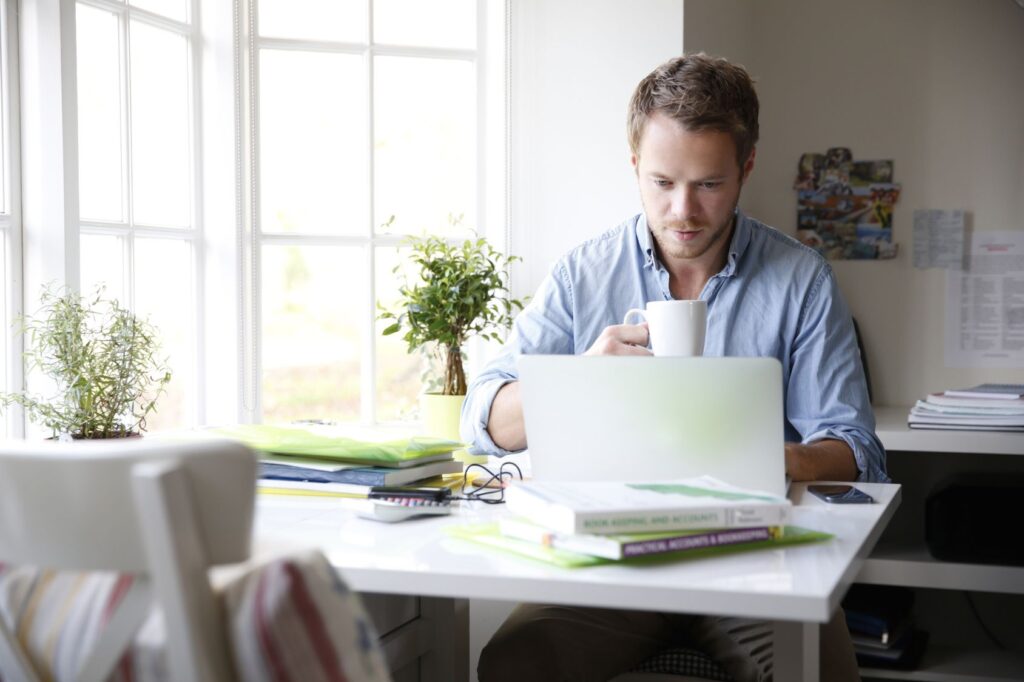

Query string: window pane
77 4 124 223
375 246 425 422
262 245 364 423
374 0 476 50
129 0 188 24
374 57 476 237
130 21 191 228
80 233 126 303
135 238 194 430
259 50 367 235
258 0 366 43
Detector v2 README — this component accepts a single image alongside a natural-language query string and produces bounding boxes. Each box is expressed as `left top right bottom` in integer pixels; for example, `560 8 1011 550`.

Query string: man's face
632 112 754 268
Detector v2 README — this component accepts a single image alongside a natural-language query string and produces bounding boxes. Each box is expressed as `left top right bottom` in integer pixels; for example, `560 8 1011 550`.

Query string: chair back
0 437 257 682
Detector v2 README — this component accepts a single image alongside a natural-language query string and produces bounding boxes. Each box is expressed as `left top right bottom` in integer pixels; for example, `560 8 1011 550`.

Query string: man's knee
478 612 564 681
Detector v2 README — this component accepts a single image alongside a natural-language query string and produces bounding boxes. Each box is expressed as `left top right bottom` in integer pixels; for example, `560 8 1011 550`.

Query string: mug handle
623 308 646 326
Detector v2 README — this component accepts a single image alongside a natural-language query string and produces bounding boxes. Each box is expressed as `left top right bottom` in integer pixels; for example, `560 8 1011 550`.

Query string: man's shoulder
559 214 642 267
744 215 830 276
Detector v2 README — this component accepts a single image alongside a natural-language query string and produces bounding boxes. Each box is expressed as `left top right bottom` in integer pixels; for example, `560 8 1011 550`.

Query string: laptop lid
517 355 787 498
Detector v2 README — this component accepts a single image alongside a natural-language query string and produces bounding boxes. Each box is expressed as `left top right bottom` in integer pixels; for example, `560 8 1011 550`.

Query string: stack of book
842 584 928 670
212 423 464 498
908 383 1024 432
450 476 831 568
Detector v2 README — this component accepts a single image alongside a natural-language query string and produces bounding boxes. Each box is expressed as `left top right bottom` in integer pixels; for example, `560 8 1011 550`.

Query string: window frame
243 0 505 426
76 0 205 428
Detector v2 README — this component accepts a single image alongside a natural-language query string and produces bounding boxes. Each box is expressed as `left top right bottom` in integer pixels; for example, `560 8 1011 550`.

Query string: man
462 53 887 681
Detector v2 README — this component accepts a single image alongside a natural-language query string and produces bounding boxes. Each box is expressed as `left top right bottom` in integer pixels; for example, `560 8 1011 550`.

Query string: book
944 383 1024 400
916 398 1024 416
923 392 1024 410
908 409 1024 428
258 474 462 498
498 517 781 560
260 457 462 486
909 422 1024 432
446 522 830 569
504 475 792 535
212 423 460 467
842 584 914 642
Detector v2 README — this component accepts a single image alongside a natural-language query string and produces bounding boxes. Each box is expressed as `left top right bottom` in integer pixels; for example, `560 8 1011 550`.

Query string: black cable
451 461 523 504
964 591 1006 650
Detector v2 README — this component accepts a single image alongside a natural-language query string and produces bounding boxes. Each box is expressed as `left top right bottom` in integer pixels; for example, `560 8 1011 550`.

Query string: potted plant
0 286 172 440
378 222 525 450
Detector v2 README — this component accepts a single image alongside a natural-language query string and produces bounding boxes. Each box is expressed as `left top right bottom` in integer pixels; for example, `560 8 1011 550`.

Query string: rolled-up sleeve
787 265 889 482
460 261 576 456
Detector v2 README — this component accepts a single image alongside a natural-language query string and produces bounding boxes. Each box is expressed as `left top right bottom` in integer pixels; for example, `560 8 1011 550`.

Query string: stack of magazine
842 584 927 670
213 423 464 498
449 475 831 568
908 383 1024 432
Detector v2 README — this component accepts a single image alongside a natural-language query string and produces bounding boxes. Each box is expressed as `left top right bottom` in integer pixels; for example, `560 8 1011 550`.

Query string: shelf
873 406 1024 456
858 543 1024 594
861 646 1024 681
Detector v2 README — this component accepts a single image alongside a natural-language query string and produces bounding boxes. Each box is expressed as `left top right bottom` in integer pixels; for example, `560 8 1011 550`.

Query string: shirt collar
636 209 752 277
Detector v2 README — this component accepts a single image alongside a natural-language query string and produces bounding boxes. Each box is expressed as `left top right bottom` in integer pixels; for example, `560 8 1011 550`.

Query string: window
250 0 501 425
76 0 199 431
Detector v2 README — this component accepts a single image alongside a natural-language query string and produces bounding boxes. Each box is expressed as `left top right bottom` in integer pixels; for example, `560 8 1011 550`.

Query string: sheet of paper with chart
945 230 1024 368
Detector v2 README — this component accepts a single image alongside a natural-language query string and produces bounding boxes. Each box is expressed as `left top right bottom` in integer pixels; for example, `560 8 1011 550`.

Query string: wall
684 0 1024 405
508 0 683 301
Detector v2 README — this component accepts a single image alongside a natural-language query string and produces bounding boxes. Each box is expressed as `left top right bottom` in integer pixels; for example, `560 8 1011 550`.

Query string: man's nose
670 186 696 220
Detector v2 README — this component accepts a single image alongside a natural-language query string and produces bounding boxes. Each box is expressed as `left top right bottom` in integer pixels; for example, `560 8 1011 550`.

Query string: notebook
517 355 788 498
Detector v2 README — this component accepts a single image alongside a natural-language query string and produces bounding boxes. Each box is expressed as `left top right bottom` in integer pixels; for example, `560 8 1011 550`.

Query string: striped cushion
0 552 391 682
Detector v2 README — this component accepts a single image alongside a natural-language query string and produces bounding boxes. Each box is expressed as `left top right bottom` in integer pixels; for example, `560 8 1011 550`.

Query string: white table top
255 481 900 624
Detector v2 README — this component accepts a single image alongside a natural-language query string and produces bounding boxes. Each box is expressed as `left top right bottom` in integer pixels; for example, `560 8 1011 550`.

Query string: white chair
0 437 257 682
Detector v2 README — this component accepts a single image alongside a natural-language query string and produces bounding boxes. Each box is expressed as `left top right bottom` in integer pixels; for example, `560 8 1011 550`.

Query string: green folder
446 522 833 569
210 423 462 466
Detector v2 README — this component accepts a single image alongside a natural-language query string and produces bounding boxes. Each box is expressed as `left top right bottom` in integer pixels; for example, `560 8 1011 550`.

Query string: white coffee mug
623 299 707 357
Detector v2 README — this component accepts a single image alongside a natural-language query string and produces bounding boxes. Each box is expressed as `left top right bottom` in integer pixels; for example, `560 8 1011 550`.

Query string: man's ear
741 148 757 183
630 153 639 175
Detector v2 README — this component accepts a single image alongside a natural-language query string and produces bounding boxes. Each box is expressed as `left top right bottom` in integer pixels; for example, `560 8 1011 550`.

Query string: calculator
344 493 453 523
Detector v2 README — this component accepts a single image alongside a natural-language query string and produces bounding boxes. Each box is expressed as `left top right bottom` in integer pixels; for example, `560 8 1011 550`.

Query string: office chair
0 438 390 682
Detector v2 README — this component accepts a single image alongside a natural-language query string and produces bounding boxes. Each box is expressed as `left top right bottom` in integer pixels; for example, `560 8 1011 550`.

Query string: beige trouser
477 603 860 682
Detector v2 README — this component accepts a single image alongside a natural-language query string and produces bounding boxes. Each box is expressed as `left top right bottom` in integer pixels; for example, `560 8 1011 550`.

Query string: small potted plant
378 219 525 450
0 286 172 440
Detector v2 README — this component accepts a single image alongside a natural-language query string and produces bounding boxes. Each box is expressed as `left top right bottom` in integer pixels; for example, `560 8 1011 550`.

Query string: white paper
914 209 965 269
945 230 1024 368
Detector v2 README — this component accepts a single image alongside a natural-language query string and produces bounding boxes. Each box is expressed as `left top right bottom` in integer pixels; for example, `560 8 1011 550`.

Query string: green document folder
446 523 833 569
211 423 461 466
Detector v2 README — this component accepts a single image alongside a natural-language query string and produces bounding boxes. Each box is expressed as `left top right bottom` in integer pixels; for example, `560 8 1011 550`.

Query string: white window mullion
188 0 204 426
244 0 261 422
362 0 376 425
2 0 24 438
119 3 134 309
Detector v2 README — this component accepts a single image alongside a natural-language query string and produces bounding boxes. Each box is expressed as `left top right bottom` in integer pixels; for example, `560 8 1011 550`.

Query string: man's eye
653 179 671 187
700 182 722 190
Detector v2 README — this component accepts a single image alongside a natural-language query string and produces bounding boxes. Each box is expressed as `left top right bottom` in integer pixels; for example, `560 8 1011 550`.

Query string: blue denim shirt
461 211 888 483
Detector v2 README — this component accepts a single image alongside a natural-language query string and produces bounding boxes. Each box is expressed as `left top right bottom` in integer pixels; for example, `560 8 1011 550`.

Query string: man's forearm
486 382 527 452
784 438 858 482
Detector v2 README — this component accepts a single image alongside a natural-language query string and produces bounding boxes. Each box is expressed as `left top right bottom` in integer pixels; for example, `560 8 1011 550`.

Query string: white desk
256 481 900 682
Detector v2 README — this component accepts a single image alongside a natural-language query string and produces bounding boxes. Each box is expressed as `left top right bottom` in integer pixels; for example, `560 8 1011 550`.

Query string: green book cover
210 423 461 466
447 522 833 569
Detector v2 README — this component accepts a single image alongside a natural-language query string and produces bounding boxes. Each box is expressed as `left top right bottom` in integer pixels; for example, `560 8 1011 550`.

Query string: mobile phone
808 484 874 504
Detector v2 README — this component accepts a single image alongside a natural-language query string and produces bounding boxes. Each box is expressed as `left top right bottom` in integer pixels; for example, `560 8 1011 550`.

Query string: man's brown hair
628 53 759 168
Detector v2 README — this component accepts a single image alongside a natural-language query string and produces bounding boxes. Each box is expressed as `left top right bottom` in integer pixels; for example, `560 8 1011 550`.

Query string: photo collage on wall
793 147 900 260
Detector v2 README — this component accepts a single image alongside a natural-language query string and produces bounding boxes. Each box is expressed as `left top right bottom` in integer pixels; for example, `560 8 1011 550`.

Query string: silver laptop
517 355 787 498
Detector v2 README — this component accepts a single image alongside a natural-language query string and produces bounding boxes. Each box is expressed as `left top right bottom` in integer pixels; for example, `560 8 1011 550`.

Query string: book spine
619 527 775 558
331 470 394 486
572 504 790 535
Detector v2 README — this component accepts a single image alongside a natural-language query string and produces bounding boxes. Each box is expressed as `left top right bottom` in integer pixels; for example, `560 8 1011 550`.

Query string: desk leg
419 597 469 682
773 620 819 682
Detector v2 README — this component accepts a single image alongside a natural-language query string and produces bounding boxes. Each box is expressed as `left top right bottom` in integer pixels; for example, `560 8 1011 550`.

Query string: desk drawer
361 592 419 637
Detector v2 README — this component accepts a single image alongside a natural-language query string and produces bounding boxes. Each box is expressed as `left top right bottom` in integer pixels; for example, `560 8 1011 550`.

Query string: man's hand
785 439 858 482
584 323 652 356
